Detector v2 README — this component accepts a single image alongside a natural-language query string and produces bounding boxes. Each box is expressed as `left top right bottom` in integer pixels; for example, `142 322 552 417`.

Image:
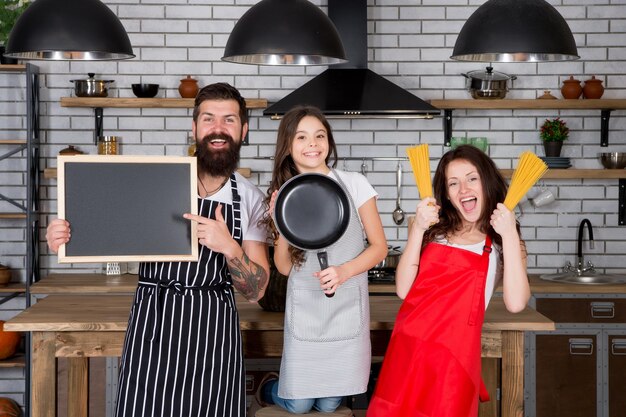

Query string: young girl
367 144 531 417
260 105 387 414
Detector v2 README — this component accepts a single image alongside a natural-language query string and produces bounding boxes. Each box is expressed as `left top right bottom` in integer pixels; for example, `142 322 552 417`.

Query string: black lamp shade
222 0 347 65
4 0 134 60
451 0 579 62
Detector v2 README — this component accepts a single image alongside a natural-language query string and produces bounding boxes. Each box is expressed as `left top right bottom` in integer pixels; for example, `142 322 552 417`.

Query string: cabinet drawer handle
569 338 594 355
590 301 615 319
612 339 626 355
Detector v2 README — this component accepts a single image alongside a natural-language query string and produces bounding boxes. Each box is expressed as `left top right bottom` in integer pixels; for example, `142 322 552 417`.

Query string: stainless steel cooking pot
70 73 114 97
373 245 402 270
462 66 516 99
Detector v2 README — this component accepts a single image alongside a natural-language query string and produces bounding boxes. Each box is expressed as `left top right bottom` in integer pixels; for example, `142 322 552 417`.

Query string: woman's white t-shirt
439 238 503 308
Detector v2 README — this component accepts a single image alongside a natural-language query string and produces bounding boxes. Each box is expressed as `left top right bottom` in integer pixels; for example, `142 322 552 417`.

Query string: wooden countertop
5 294 554 333
33 273 626 295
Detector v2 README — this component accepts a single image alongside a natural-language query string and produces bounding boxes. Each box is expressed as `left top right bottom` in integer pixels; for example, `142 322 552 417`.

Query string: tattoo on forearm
228 252 268 300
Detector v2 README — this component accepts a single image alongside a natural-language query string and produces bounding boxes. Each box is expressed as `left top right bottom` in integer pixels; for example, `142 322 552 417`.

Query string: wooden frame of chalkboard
57 155 198 263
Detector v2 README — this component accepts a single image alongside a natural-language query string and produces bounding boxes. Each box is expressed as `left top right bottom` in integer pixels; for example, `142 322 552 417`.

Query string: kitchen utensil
372 245 402 270
450 136 467 149
582 76 604 99
561 76 583 99
178 75 199 98
461 66 516 99
273 173 351 298
58 145 84 155
599 152 626 169
132 83 159 98
97 136 119 155
470 137 488 153
0 264 11 287
530 188 556 208
392 163 405 225
538 90 557 100
70 73 114 97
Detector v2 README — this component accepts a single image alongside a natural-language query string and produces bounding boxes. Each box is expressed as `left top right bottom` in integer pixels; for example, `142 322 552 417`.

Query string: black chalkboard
57 155 198 263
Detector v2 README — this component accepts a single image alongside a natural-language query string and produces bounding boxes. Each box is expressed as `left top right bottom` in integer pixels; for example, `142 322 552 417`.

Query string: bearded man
46 83 270 417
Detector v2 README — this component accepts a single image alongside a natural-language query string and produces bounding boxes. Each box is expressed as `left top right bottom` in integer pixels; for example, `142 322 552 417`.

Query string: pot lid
465 66 513 81
70 73 114 83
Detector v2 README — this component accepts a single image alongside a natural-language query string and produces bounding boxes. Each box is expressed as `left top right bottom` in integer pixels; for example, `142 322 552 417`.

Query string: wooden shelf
0 213 26 219
0 64 26 73
44 166 252 179
0 140 26 145
0 354 26 368
60 97 268 109
500 169 626 179
429 99 626 110
0 284 26 294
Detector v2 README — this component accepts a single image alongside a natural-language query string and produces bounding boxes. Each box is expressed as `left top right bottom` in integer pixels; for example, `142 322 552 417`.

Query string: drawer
535 298 626 323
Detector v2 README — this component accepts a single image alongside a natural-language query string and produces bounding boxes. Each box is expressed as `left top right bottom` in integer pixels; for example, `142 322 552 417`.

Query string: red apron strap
468 236 492 325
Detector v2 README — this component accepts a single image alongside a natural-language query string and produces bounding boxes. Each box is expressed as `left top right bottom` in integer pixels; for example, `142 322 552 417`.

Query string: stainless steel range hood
263 0 439 119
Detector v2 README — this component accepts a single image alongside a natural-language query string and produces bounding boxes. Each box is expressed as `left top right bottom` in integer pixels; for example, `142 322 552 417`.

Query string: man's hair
193 82 248 125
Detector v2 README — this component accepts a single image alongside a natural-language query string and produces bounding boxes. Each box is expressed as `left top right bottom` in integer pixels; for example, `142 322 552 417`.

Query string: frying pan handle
317 252 335 298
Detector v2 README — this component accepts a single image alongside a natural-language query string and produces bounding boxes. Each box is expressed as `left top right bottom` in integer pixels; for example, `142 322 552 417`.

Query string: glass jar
97 136 119 155
187 135 196 156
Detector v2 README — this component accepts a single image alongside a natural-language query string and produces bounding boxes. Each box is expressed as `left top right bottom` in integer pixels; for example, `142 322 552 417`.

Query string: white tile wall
1 0 626 401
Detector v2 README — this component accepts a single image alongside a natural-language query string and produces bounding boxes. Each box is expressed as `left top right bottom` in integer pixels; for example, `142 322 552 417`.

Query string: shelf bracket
94 107 104 144
617 178 626 226
443 109 453 146
600 109 612 147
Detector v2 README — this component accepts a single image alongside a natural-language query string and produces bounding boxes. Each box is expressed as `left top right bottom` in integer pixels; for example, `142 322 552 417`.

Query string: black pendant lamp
451 0 579 62
222 0 346 65
4 0 134 60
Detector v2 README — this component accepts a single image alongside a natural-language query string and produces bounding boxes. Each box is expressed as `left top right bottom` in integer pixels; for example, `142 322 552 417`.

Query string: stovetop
368 269 395 283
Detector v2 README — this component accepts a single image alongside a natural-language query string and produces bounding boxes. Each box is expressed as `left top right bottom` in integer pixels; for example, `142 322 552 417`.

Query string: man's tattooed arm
227 251 269 301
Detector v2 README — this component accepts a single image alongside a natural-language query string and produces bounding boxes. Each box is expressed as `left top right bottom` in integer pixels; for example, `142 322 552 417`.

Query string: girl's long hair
423 145 521 253
261 105 338 268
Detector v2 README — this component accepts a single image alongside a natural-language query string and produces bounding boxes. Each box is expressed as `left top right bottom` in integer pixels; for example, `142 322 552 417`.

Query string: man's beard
196 132 242 177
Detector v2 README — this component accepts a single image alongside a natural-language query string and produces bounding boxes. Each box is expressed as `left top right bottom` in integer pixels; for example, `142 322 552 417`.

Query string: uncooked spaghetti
503 151 549 210
406 144 433 199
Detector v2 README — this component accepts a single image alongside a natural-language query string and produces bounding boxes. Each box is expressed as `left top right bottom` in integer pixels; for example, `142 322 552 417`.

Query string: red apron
367 237 492 417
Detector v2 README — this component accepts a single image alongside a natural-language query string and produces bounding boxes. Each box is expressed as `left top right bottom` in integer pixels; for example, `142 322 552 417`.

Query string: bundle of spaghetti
406 144 433 199
503 151 548 210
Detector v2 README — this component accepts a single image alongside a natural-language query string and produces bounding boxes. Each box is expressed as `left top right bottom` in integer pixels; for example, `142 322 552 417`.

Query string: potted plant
0 0 30 64
540 117 569 157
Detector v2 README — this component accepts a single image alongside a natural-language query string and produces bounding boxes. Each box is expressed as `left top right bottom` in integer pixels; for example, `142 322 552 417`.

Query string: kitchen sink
539 272 626 285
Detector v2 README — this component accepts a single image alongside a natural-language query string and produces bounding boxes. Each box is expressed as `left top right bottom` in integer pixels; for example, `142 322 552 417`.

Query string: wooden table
6 294 554 417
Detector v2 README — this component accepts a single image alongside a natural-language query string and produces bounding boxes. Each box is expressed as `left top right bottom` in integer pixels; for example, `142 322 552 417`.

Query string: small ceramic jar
179 75 199 98
561 76 583 99
582 76 604 99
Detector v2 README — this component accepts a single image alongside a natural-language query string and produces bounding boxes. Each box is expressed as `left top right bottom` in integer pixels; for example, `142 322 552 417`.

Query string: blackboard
57 155 198 263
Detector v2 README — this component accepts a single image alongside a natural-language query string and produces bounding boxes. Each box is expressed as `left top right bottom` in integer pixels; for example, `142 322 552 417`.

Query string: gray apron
278 170 371 399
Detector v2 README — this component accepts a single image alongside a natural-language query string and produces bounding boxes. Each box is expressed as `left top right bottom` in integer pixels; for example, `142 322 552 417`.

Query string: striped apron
115 174 245 417
278 171 371 399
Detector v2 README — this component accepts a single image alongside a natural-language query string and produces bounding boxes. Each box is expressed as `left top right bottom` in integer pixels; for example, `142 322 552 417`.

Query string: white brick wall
1 0 626 404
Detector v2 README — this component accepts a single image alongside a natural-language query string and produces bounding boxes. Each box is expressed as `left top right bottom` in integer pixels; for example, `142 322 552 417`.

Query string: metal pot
70 73 114 97
461 66 516 99
373 246 402 270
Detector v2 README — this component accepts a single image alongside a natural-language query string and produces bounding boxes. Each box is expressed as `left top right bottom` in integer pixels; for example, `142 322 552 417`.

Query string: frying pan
274 173 351 298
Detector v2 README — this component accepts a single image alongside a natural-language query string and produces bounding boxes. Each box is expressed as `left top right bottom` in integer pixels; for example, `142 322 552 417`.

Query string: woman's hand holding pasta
490 203 517 238
412 197 440 232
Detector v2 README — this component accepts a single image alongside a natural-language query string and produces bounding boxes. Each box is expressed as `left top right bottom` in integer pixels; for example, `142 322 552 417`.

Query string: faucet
565 218 595 275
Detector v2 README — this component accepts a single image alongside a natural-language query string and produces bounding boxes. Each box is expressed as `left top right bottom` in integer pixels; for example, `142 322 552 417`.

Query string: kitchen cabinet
0 63 40 414
526 295 626 417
